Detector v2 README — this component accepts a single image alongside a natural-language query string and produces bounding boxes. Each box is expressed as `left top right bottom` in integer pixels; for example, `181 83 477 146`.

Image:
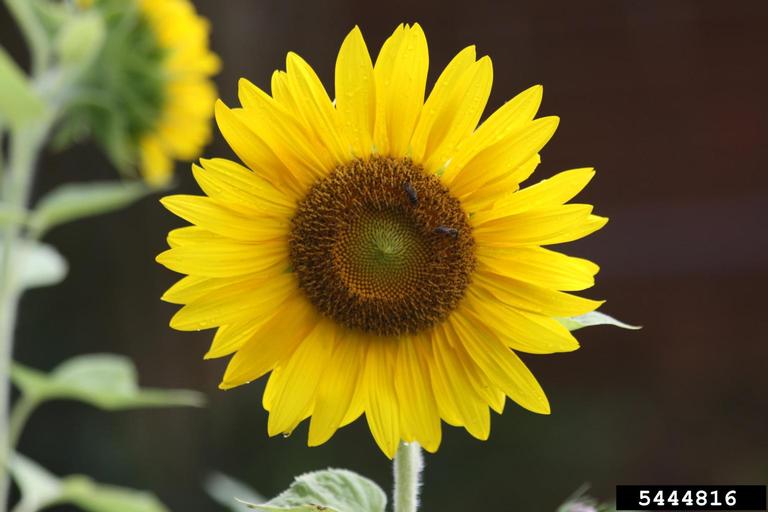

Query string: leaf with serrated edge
239 469 386 512
557 311 641 332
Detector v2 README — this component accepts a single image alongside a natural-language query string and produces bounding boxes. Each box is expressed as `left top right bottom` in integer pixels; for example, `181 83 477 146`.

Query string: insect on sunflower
157 23 607 458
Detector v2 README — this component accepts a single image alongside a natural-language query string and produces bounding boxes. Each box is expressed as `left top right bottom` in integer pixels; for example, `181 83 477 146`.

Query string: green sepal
240 469 387 512
9 453 170 512
11 353 205 409
558 311 641 332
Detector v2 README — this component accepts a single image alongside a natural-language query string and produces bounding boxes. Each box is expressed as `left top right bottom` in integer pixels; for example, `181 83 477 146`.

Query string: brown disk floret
289 156 476 336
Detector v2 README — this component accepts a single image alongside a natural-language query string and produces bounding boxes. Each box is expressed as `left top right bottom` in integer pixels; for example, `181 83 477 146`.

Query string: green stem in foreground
0 124 50 511
393 441 423 512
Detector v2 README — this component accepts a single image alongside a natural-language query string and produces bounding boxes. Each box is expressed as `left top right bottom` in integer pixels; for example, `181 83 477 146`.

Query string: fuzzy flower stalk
0 0 218 507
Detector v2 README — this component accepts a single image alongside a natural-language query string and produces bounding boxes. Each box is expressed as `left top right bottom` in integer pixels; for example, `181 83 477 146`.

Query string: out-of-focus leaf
0 46 46 127
62 476 169 512
9 453 170 512
11 354 205 409
557 484 619 512
205 472 265 511
29 181 155 236
558 311 641 332
241 469 386 512
15 240 68 289
8 453 62 512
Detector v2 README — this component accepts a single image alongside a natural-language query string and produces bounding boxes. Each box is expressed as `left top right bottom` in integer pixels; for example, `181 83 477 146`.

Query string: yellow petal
335 26 375 158
451 311 550 414
160 195 289 242
170 272 296 330
161 274 219 304
214 100 304 195
423 56 494 172
429 326 491 440
364 340 400 458
395 336 442 452
449 116 559 198
443 84 543 182
156 240 287 278
464 288 579 354
194 158 297 216
237 79 331 183
206 316 273 359
480 168 596 220
139 135 173 187
473 204 601 246
220 294 318 389
166 226 220 248
308 329 365 446
285 52 350 165
459 154 540 212
410 46 476 163
474 270 604 317
267 319 336 436
443 321 506 413
477 246 599 291
373 23 429 156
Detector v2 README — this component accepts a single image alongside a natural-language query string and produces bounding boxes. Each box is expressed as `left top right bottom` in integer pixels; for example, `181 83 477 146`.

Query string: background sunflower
3 0 766 510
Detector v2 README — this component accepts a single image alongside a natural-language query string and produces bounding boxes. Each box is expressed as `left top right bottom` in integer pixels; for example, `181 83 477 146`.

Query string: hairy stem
393 441 423 512
0 123 49 511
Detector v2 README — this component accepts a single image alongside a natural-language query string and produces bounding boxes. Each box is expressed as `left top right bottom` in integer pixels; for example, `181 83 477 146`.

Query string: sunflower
157 24 607 458
72 0 219 185
136 0 220 185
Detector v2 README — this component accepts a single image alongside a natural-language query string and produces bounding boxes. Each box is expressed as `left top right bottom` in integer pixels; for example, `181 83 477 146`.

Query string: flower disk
290 156 475 336
157 23 609 458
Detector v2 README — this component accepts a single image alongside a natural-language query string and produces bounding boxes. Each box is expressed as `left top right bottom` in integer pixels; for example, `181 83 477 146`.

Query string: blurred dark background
2 0 767 510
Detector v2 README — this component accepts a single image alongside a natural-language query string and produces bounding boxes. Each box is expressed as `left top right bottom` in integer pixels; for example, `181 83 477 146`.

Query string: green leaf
241 469 387 512
205 472 265 511
8 452 62 512
0 46 46 127
11 353 205 409
9 453 170 512
557 484 618 512
558 311 641 332
62 476 169 512
29 181 156 236
15 240 68 289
